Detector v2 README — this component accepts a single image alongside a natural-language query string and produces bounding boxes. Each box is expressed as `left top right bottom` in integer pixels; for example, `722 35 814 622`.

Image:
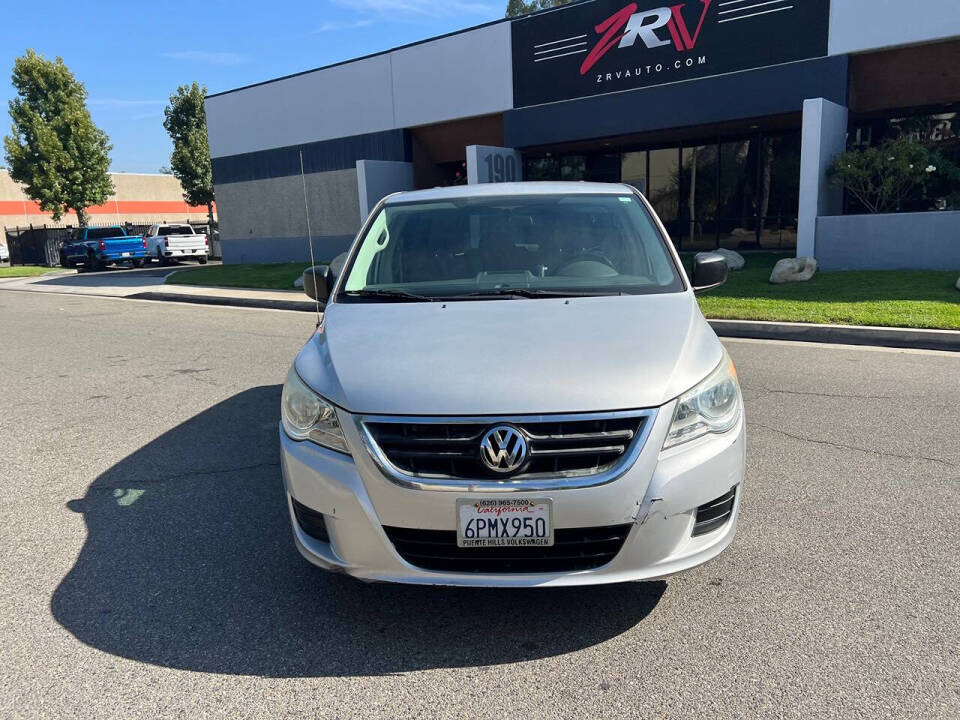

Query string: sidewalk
0 264 313 309
3 267 959 351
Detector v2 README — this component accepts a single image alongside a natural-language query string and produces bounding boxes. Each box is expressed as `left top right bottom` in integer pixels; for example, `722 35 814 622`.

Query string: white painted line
718 5 793 22
534 34 587 49
535 42 587 56
718 0 772 6
533 49 588 62
719 0 790 15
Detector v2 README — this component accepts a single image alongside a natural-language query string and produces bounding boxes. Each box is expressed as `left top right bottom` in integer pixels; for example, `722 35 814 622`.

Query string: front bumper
280 404 745 587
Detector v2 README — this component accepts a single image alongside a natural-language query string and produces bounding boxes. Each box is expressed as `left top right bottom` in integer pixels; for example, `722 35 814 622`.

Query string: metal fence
3 219 219 266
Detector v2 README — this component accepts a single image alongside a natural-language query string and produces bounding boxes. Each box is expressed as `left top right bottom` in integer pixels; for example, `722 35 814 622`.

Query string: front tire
157 249 169 266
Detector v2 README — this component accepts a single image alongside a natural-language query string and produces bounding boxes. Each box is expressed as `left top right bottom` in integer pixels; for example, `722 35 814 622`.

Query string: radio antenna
299 149 322 327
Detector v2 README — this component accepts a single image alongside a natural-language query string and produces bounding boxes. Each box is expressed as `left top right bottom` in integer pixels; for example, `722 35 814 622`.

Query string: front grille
692 487 737 537
364 412 649 481
384 524 633 573
292 498 330 542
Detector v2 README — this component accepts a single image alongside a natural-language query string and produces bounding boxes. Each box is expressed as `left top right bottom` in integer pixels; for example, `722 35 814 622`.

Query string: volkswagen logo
479 425 529 474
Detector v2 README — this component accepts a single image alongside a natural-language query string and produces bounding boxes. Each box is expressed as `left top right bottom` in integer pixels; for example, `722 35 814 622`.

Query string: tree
828 138 960 214
163 82 215 233
3 50 113 226
506 0 573 17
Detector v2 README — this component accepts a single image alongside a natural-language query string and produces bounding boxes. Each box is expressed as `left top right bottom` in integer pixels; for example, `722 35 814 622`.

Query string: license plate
457 498 553 547
121 252 131 257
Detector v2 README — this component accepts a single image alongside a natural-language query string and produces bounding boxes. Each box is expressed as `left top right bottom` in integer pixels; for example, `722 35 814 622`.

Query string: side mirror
691 253 728 294
329 251 348 278
302 265 334 303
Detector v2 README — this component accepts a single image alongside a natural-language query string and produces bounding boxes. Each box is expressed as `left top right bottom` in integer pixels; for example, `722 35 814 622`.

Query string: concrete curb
709 319 960 352
126 290 960 352
128 291 319 313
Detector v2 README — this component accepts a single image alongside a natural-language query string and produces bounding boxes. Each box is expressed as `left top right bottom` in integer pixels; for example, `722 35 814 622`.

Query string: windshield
339 193 684 301
84 227 125 240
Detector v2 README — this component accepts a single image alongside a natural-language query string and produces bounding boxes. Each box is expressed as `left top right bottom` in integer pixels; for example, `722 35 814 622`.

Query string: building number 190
483 153 518 182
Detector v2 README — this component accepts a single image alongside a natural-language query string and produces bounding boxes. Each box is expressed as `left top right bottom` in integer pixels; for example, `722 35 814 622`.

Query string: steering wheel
554 251 617 276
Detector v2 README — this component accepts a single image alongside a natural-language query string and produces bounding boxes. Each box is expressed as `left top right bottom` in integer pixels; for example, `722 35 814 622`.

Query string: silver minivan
281 182 744 586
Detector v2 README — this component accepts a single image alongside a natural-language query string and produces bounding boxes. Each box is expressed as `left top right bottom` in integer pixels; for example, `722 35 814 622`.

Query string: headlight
663 352 742 449
281 366 350 454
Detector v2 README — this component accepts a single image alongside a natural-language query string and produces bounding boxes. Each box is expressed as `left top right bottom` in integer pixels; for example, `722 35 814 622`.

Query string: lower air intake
692 487 737 537
383 524 632 573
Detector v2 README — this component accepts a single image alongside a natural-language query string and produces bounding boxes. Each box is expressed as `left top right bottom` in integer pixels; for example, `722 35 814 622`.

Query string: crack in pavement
742 384 896 401
748 422 957 469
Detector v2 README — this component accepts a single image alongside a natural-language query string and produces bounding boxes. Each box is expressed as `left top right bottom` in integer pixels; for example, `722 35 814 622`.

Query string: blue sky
1 0 504 173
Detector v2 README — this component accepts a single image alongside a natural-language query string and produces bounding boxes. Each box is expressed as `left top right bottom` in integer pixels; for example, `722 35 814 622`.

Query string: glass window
648 148 680 226
757 133 801 249
524 156 559 181
621 151 647 193
340 194 684 300
560 155 586 181
718 139 759 250
678 145 719 251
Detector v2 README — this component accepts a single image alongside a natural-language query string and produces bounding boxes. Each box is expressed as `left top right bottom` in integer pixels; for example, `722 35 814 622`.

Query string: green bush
828 138 960 213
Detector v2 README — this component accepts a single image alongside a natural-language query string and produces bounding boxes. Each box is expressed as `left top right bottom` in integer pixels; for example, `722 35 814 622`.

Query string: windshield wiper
342 289 437 302
457 288 622 299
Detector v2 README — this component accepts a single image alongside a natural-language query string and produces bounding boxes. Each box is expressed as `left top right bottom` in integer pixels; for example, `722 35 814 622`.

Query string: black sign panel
512 0 830 108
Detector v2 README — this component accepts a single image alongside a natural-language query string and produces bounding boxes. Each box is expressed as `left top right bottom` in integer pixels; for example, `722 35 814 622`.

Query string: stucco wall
215 168 361 264
815 212 960 270
829 0 960 55
205 22 514 159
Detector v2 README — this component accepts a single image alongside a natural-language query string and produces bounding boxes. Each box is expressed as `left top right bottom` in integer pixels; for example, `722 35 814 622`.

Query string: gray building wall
816 212 960 270
829 0 960 55
205 22 513 161
356 160 415 221
797 98 848 257
216 168 361 264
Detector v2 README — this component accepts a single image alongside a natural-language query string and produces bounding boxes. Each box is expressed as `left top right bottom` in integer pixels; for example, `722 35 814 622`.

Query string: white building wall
206 55 395 159
205 22 514 159
829 0 960 55
390 23 513 128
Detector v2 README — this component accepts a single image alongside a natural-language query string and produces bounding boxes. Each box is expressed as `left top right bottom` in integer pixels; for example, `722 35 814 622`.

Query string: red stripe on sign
0 200 215 216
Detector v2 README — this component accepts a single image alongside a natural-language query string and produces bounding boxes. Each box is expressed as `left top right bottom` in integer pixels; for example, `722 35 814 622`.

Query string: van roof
384 182 635 205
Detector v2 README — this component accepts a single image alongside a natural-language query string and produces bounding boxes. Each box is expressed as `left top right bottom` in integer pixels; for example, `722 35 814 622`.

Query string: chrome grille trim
356 409 658 492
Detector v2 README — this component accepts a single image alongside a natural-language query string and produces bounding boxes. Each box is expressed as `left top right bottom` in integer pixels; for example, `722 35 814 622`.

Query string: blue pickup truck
59 226 147 270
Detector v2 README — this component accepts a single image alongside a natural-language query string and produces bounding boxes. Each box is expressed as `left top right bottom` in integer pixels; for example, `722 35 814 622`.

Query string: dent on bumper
280 414 746 587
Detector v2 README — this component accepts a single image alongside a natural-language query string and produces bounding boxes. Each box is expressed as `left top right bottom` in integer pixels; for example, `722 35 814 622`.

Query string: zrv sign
511 0 830 107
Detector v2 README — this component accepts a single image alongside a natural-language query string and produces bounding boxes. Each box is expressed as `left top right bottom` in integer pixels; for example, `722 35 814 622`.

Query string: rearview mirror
302 265 334 303
691 253 728 294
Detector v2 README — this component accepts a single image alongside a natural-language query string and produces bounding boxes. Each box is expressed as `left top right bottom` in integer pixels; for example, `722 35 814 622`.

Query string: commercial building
205 0 960 267
0 170 215 230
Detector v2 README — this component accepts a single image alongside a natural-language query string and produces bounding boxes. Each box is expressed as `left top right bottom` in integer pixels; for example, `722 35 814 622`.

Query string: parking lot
0 290 957 719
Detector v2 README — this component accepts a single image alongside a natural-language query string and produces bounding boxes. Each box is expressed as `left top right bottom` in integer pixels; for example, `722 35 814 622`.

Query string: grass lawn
162 254 960 330
0 265 65 278
686 252 960 330
165 262 316 291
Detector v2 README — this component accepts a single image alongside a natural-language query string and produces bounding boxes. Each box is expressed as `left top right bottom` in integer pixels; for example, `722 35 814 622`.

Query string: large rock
955 275 960 291
293 275 304 289
770 257 818 284
716 248 745 270
695 249 745 271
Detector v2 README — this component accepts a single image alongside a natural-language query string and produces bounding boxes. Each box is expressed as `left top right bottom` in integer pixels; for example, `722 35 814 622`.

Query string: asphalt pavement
0 291 957 719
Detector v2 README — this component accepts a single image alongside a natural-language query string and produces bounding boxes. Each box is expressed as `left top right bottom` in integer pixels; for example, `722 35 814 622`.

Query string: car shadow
52 386 665 678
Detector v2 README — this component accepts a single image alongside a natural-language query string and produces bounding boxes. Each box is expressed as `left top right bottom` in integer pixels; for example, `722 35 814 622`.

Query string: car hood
296 293 723 416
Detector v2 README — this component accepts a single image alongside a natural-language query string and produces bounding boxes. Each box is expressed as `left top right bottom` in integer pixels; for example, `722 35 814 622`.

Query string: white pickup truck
144 224 209 265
